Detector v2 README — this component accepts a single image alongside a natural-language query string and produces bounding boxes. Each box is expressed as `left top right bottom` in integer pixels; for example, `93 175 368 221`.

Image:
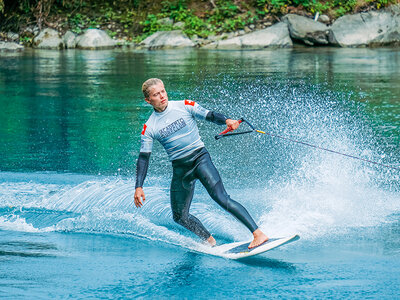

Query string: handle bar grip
217 119 243 136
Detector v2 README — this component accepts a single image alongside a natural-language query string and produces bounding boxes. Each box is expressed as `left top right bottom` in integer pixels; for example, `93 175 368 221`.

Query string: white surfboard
211 234 300 260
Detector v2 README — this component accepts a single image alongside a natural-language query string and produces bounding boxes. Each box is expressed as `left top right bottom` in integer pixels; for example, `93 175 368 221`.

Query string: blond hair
142 78 163 98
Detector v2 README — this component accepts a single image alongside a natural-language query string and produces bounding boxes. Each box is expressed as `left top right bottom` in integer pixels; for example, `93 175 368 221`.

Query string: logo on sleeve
141 124 147 135
185 100 195 106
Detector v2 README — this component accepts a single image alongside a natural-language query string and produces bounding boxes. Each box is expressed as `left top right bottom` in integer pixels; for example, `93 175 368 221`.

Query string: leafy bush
2 0 399 42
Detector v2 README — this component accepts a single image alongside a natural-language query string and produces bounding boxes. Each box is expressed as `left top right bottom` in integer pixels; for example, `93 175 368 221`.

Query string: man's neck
154 104 168 113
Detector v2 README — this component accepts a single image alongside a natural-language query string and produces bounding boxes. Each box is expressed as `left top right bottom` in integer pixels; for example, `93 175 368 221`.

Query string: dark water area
0 48 399 298
1 48 399 176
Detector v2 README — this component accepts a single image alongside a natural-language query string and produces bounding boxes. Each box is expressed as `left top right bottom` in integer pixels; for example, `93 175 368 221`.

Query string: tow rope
215 118 400 171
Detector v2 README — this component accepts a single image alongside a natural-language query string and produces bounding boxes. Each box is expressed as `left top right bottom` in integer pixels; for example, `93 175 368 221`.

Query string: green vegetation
136 0 399 41
138 0 255 40
256 0 398 16
0 0 399 44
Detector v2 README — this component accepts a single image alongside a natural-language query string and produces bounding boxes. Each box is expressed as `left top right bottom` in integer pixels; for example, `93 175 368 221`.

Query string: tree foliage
1 0 399 40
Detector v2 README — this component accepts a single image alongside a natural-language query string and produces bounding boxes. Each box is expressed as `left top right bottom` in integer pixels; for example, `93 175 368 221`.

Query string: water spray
215 118 400 171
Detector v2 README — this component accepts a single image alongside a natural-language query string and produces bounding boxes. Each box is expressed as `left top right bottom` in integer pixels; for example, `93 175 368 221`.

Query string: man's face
145 82 168 112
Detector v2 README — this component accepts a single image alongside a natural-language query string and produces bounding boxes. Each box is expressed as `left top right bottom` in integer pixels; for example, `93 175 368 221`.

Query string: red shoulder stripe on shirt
141 124 147 135
184 99 195 106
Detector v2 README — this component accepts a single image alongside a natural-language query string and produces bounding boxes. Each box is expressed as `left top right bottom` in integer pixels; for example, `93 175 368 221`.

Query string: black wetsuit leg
194 151 258 233
170 161 212 240
170 148 258 241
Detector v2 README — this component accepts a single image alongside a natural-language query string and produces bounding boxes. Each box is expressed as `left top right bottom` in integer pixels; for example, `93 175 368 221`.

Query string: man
134 78 268 248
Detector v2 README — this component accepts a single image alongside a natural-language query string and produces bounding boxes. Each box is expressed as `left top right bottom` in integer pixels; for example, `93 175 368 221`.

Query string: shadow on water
166 252 200 286
145 251 201 291
236 256 297 271
0 250 55 258
89 251 202 298
0 241 57 250
0 240 57 258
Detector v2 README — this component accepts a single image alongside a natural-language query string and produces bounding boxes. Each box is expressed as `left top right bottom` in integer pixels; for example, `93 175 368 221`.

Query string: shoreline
1 4 400 51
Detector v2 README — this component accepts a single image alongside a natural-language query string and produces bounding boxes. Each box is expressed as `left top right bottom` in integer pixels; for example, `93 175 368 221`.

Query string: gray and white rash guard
135 100 228 188
140 100 210 161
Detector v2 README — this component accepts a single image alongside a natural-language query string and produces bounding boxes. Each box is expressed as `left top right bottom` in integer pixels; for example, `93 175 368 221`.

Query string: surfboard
211 234 300 260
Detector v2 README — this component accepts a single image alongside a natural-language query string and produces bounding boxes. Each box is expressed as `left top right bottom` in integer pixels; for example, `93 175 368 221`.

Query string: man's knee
209 181 232 209
173 212 187 225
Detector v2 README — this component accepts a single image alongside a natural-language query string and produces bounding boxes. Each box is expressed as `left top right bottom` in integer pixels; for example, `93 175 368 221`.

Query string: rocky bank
1 4 399 51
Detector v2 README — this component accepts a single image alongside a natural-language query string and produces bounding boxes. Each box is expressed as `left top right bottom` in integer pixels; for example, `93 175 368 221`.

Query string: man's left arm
184 100 240 131
206 111 239 131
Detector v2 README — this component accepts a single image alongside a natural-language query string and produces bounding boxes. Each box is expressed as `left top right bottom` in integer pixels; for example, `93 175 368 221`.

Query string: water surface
0 48 399 298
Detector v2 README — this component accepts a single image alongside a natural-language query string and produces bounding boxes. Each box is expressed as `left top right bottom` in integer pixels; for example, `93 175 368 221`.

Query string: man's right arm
135 152 151 189
134 152 151 208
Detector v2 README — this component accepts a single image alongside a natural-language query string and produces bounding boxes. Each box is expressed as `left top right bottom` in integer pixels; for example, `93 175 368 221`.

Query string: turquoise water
1 48 399 298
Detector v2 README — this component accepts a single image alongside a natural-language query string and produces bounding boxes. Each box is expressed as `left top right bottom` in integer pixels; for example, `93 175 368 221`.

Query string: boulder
319 15 330 24
115 38 127 46
173 21 185 29
283 14 329 45
0 41 24 51
203 22 292 49
25 26 40 36
329 4 400 47
63 31 76 49
207 34 218 42
158 17 174 26
140 30 195 49
33 28 64 49
7 32 19 41
75 29 116 49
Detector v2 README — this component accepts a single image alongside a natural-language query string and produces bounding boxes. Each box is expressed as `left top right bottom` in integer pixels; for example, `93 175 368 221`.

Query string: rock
75 29 116 49
249 24 255 30
25 26 40 36
283 14 329 45
329 4 400 47
226 32 235 39
7 32 19 41
319 14 330 24
0 41 24 51
139 30 195 49
203 22 292 49
207 34 217 41
33 28 64 49
173 21 185 29
205 36 241 49
244 26 252 33
115 38 130 47
220 33 229 40
63 31 76 49
158 17 174 26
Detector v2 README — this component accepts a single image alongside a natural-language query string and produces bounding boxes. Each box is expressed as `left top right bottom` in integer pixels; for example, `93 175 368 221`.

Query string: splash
1 78 399 246
191 76 400 240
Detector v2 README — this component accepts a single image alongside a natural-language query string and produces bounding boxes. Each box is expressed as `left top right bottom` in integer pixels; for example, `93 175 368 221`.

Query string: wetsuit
136 100 258 240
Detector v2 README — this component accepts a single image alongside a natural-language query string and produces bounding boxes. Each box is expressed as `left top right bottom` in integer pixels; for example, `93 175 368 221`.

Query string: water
1 48 399 298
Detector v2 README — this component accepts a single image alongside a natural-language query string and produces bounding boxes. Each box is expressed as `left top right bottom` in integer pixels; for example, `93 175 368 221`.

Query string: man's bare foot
248 228 268 249
207 236 216 247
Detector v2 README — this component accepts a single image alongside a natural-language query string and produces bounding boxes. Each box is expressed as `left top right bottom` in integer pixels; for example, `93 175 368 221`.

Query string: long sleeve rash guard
135 100 228 189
